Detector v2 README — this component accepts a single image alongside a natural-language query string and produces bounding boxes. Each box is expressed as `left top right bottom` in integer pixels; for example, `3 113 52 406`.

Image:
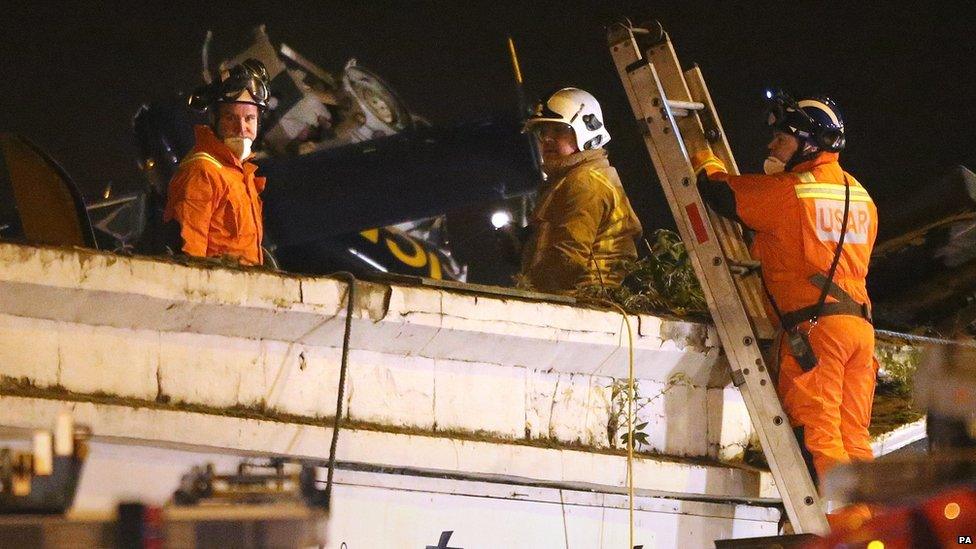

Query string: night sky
3 2 976 243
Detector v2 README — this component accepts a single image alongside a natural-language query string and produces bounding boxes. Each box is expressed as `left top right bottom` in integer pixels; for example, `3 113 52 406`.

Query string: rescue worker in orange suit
519 87 642 294
163 59 270 266
692 91 878 532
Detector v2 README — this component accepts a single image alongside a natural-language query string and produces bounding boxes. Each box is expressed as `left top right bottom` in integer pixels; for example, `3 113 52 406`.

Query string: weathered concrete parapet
0 243 753 463
0 395 772 502
0 396 781 545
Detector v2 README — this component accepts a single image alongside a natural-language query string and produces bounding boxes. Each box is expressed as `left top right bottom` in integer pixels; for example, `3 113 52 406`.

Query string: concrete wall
0 243 788 545
0 433 780 548
0 243 756 462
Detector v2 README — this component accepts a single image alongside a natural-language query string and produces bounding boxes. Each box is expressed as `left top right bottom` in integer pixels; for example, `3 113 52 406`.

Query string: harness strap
780 273 872 330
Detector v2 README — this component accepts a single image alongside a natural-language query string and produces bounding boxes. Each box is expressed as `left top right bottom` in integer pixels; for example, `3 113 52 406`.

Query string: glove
690 150 727 176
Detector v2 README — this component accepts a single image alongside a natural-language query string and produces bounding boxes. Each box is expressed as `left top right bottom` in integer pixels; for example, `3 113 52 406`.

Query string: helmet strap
785 141 820 171
208 110 220 136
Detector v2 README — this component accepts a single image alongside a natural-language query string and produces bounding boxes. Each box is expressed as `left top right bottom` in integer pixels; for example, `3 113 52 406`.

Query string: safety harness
763 173 872 371
780 273 872 329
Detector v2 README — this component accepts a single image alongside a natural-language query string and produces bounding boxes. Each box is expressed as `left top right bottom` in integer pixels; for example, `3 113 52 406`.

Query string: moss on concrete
871 337 924 436
0 375 744 472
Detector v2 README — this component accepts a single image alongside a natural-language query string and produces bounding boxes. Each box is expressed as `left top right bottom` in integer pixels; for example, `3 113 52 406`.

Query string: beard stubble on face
216 103 259 141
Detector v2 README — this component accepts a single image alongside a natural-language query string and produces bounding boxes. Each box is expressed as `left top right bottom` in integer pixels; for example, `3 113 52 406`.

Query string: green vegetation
607 378 649 451
871 340 924 435
577 229 708 317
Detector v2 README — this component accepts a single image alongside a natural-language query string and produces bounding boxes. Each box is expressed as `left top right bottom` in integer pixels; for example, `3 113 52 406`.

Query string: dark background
3 2 975 275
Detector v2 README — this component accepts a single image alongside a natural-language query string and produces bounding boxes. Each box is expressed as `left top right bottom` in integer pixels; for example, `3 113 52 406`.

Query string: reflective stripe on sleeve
179 152 223 169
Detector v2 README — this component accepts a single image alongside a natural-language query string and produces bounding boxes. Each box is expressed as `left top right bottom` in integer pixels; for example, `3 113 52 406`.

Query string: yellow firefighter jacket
520 149 642 294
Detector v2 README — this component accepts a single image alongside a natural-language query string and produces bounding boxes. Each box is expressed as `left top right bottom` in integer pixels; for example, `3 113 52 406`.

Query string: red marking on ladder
686 203 709 244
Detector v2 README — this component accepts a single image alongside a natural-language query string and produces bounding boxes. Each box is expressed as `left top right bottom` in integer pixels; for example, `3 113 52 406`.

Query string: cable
876 329 976 348
607 302 636 549
324 271 356 510
583 249 637 543
559 489 570 549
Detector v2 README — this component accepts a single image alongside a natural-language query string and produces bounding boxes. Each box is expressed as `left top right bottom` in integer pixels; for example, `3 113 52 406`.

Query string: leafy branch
578 229 708 317
607 378 650 451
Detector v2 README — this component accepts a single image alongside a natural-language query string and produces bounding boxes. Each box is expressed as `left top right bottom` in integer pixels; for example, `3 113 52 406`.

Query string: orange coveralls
693 150 879 529
163 125 265 265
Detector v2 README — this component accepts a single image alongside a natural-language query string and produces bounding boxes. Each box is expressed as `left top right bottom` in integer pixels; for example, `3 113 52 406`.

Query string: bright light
491 211 512 229
866 541 884 549
347 248 388 272
765 90 773 99
945 502 961 520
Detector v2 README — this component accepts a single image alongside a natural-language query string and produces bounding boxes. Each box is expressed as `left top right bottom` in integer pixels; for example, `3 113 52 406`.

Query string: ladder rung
664 99 705 119
666 99 705 112
728 259 761 276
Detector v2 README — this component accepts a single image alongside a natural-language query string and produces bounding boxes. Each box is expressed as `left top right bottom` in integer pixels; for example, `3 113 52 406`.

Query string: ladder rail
607 22 830 535
682 66 774 337
643 37 774 339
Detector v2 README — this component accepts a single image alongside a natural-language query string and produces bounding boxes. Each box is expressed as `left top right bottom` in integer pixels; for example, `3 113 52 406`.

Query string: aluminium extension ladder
607 20 830 535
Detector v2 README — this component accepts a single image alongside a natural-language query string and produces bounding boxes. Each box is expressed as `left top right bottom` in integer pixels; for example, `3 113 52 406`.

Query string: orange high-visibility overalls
694 150 879 530
164 125 265 265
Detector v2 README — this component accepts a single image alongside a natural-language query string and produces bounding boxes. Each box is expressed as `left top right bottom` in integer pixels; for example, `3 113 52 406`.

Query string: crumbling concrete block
0 314 60 387
346 350 436 429
707 386 755 462
433 359 526 439
546 373 613 447
157 332 262 408
58 323 159 401
0 243 759 462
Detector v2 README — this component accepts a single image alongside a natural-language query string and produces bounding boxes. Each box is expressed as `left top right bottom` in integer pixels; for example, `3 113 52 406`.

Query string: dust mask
763 156 786 175
223 137 253 161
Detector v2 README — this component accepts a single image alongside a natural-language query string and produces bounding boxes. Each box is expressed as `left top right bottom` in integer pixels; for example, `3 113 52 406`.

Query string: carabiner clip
803 317 818 335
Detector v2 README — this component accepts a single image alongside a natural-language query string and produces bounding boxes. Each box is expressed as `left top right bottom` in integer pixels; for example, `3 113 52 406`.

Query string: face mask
763 156 786 175
223 137 253 161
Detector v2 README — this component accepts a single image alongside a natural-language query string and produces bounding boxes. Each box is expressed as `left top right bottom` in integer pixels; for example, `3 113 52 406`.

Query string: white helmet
524 87 611 150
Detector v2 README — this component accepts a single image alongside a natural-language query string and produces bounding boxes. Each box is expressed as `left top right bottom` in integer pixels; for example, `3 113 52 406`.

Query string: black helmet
188 58 271 112
763 89 845 153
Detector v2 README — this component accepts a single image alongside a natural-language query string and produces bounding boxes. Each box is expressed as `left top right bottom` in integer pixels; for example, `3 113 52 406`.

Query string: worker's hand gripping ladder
607 20 830 535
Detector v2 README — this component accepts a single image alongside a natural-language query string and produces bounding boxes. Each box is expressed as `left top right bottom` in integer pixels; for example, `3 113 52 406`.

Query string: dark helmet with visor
763 90 845 153
189 59 271 112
